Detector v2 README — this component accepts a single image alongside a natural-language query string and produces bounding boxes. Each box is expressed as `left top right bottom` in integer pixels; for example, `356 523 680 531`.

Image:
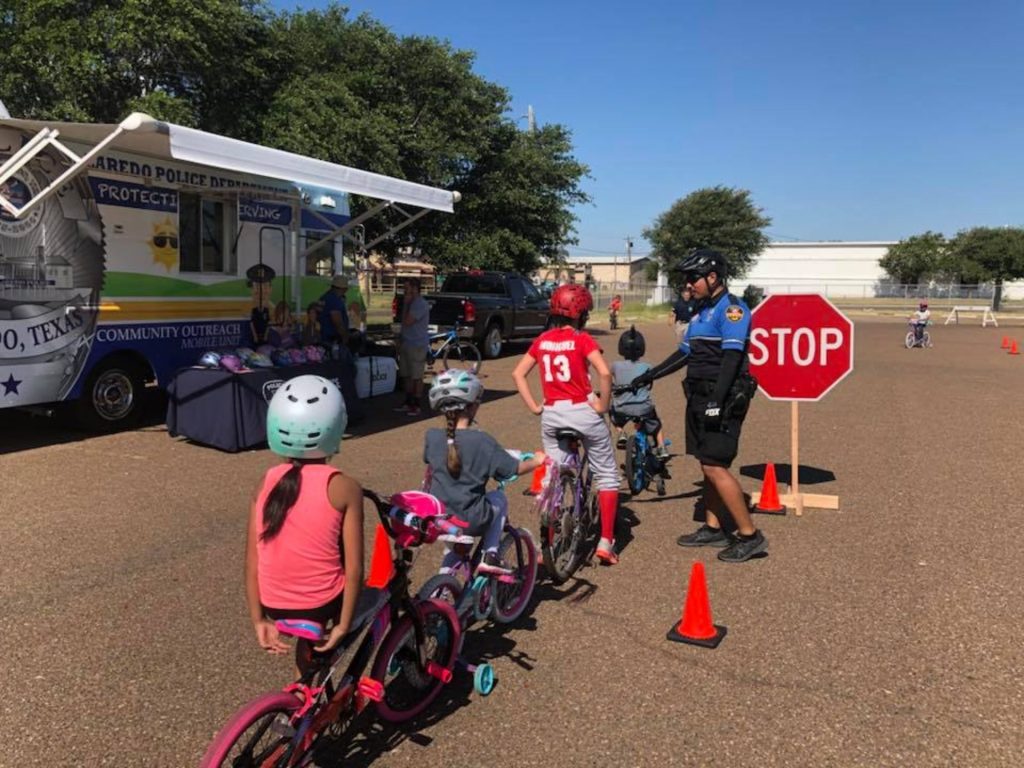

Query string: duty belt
685 378 717 396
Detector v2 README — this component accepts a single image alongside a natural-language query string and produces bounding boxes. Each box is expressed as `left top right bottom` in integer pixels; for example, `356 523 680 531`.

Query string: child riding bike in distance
611 325 669 460
512 283 622 565
425 369 546 575
245 375 364 670
910 301 931 342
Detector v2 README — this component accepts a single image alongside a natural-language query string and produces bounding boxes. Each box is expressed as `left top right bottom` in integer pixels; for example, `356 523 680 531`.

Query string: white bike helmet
428 369 484 413
266 375 347 459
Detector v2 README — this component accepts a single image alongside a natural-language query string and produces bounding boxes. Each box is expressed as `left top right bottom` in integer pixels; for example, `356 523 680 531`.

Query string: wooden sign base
748 401 839 516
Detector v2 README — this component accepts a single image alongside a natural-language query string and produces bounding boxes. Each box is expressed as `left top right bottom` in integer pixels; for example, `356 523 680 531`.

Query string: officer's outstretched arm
630 348 688 389
712 349 745 404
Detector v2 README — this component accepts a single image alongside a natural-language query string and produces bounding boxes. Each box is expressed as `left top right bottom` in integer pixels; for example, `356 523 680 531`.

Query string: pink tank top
256 463 346 610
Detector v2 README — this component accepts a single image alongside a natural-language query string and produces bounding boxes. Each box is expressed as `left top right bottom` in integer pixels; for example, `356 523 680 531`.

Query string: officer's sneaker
676 525 730 548
717 530 768 563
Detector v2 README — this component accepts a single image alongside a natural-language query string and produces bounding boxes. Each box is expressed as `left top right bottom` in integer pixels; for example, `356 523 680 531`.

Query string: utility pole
618 236 633 289
527 105 535 134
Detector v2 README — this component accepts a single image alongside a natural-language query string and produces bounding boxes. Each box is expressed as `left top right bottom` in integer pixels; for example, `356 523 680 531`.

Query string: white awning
0 112 458 212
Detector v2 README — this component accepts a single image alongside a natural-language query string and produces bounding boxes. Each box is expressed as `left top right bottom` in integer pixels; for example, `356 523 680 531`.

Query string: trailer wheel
74 357 147 432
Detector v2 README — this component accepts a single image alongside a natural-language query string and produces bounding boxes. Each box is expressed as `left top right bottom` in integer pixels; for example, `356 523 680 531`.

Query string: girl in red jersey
512 284 622 564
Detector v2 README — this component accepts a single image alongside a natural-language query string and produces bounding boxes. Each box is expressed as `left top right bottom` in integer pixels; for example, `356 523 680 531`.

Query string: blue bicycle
612 388 671 497
426 320 482 374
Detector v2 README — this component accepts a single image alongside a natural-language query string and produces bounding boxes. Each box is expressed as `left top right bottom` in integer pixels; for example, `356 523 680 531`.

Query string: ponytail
445 410 463 479
261 460 303 542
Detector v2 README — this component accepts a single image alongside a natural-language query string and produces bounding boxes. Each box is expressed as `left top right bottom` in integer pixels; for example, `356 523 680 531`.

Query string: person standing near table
394 277 430 416
631 249 766 563
318 274 350 351
671 285 696 346
246 263 276 346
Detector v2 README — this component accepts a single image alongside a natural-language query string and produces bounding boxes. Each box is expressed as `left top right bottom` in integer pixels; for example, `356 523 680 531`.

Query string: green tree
642 186 771 282
946 227 1024 310
0 0 271 126
879 231 946 285
259 7 589 272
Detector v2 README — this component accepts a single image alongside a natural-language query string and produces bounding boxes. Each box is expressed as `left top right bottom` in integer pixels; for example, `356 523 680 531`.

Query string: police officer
631 249 767 563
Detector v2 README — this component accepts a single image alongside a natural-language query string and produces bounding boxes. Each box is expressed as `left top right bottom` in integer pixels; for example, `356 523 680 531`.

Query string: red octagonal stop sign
748 294 854 401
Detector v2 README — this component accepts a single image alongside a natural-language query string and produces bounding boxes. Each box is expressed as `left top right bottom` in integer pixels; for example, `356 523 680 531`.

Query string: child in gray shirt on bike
611 327 668 458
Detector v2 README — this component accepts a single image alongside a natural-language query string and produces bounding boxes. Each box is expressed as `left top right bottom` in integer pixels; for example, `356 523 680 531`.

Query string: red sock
598 490 618 542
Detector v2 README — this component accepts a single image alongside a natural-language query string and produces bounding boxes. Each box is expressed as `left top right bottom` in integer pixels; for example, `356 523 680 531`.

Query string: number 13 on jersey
541 353 571 382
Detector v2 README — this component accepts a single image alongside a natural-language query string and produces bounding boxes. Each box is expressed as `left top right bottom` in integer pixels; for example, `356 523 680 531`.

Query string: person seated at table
269 301 297 348
301 301 322 346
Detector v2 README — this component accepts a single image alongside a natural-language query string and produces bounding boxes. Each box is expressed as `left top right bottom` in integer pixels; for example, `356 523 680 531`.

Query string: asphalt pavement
1 317 1022 767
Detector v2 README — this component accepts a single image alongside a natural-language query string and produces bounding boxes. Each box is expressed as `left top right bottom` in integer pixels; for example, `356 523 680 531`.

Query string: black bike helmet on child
674 248 729 282
618 325 646 360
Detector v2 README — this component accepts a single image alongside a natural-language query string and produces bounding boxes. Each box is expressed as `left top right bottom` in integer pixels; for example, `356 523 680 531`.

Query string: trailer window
179 193 237 274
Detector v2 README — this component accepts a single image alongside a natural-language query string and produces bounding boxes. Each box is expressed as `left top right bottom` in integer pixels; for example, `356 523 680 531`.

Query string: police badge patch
725 305 744 322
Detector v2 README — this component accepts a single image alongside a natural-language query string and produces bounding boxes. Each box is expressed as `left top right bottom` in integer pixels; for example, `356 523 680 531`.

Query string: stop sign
747 294 854 401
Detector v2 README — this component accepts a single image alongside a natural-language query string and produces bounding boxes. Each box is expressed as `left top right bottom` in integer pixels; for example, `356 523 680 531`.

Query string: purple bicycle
535 431 601 584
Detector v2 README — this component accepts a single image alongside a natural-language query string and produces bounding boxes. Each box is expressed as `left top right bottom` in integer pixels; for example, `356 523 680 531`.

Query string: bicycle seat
555 428 584 441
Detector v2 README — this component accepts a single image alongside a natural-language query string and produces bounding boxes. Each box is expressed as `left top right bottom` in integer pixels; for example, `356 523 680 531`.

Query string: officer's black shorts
685 390 746 468
610 407 661 436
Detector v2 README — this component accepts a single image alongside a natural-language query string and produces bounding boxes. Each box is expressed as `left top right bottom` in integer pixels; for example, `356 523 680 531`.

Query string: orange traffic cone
754 462 786 514
365 523 395 588
523 463 547 496
1000 336 1010 349
666 562 727 648
1010 341 1021 356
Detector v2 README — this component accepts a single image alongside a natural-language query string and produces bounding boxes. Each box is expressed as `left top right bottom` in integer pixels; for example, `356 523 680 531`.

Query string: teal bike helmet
266 375 347 459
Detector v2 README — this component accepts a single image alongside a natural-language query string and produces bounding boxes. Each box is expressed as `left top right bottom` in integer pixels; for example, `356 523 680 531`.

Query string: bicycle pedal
357 677 384 702
426 661 453 683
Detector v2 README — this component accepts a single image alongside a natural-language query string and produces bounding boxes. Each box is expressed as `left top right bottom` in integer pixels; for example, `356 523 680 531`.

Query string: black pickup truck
393 271 549 358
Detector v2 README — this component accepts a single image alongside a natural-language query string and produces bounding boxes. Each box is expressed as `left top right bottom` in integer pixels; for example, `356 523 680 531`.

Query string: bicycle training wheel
541 472 586 584
370 599 461 723
923 332 932 348
904 332 915 349
491 528 539 623
442 341 482 375
199 691 303 768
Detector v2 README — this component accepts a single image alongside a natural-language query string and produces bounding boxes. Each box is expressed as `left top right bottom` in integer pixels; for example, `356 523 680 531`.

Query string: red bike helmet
550 284 594 320
919 301 928 310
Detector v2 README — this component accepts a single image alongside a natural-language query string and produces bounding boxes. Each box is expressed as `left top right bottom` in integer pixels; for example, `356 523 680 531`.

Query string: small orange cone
1000 336 1010 349
1010 341 1020 356
667 562 727 648
754 462 786 514
365 523 395 588
523 463 547 496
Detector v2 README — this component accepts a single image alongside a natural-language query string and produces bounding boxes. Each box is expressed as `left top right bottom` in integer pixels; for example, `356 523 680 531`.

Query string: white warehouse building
656 241 1024 302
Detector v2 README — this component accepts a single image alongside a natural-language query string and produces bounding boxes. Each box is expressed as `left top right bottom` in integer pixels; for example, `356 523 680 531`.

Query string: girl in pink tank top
245 375 364 660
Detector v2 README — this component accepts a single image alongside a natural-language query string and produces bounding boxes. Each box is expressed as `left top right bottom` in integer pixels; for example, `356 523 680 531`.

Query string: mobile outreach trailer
0 112 458 429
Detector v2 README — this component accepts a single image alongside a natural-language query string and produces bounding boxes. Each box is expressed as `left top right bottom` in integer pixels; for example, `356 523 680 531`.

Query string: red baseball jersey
528 327 599 404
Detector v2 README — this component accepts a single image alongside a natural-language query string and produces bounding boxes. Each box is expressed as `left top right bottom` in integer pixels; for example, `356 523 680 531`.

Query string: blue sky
281 1 1024 257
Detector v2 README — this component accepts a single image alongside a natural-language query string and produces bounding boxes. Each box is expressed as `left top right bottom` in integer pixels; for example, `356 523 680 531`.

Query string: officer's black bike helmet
673 248 729 284
618 325 646 361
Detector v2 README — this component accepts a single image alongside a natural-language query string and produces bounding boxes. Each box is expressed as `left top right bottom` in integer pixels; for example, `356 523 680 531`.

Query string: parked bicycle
534 431 601 584
905 321 933 349
427 320 482 374
200 489 465 768
417 460 539 658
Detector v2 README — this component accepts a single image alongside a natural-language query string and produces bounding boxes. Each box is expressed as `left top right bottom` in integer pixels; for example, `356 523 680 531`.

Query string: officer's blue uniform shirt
681 291 751 380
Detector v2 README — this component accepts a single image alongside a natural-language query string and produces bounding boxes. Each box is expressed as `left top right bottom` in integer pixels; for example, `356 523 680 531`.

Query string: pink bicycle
200 490 463 768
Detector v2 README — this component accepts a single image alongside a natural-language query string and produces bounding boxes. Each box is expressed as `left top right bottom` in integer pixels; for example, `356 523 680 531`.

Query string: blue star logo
2 373 21 396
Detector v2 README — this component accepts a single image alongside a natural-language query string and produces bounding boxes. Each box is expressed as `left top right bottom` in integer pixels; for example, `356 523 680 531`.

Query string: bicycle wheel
417 573 464 607
624 437 646 496
200 691 303 768
442 341 482 375
904 332 915 349
370 599 461 723
491 528 538 623
541 472 586 584
923 331 932 348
